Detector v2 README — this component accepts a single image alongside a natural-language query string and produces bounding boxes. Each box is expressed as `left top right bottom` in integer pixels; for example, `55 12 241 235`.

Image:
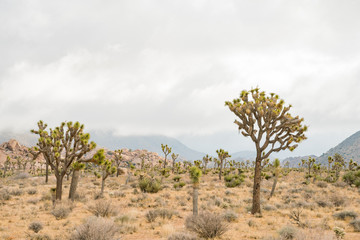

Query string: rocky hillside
281 155 317 168
0 139 33 167
316 130 360 165
90 131 206 161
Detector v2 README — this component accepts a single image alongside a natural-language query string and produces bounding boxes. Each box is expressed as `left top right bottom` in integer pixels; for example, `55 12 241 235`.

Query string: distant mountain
316 130 360 164
90 131 206 161
281 155 317 168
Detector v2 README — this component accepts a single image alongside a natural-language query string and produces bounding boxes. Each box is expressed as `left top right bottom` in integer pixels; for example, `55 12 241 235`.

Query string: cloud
1 0 360 156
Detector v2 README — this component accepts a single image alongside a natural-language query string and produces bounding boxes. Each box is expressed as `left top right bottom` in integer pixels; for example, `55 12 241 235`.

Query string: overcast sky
1 0 360 158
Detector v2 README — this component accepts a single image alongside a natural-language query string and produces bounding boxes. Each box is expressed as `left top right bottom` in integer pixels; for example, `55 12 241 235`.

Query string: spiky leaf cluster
30 120 96 177
189 166 202 184
225 88 307 159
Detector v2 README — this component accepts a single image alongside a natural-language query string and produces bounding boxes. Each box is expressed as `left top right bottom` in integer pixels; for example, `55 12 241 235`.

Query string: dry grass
0 171 359 239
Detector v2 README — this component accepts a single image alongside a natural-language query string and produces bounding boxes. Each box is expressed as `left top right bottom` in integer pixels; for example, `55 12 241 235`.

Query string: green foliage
173 175 181 182
343 170 360 187
173 181 186 189
224 174 244 188
139 177 162 193
189 166 202 184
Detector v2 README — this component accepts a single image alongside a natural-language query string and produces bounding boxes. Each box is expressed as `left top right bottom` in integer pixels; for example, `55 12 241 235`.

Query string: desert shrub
173 176 181 182
51 205 71 220
26 233 52 240
316 181 328 188
350 219 360 232
145 210 158 222
222 210 238 222
174 182 186 189
139 177 162 193
0 189 11 201
316 199 333 208
10 188 23 196
343 170 360 186
70 217 118 240
333 210 358 220
28 221 43 233
88 200 117 218
224 174 244 188
27 188 37 195
145 208 174 222
168 232 197 240
185 212 228 239
330 195 346 207
278 225 297 240
13 172 31 179
263 204 277 211
333 181 348 188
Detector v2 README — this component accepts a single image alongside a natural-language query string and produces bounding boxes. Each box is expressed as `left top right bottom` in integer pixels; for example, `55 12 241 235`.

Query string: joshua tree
113 149 124 177
30 120 97 200
268 158 280 200
304 157 315 178
202 154 212 173
3 156 11 177
328 156 333 174
349 159 357 171
333 153 345 180
189 166 202 216
216 149 231 180
226 88 307 214
161 144 172 170
171 153 179 173
94 159 117 196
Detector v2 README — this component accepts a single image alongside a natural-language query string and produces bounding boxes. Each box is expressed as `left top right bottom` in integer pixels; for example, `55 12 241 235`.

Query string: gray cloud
1 0 360 157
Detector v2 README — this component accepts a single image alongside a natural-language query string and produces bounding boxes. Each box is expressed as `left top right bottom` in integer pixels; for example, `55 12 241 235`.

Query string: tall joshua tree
225 88 307 214
30 120 97 200
171 153 179 173
94 159 117 196
268 158 280 200
216 149 231 180
113 149 124 177
202 154 212 174
161 144 172 170
189 166 202 216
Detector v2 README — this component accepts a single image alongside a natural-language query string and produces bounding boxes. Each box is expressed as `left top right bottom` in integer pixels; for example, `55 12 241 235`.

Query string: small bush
28 221 43 233
168 232 197 240
10 189 23 196
174 182 186 189
224 174 244 188
278 225 297 240
145 208 174 222
333 210 358 220
330 195 346 207
88 200 117 218
222 210 238 222
70 217 118 240
343 170 360 186
0 189 11 201
173 176 182 182
27 188 37 195
185 212 228 239
26 233 52 240
13 172 31 179
51 205 71 220
316 182 328 188
350 219 360 232
139 177 162 193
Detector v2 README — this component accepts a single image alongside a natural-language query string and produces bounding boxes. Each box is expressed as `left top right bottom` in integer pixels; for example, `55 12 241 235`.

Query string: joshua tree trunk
193 185 199 216
68 169 80 201
268 175 278 200
101 177 105 196
252 156 262 214
219 160 223 180
55 174 64 200
45 162 49 183
116 168 120 177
